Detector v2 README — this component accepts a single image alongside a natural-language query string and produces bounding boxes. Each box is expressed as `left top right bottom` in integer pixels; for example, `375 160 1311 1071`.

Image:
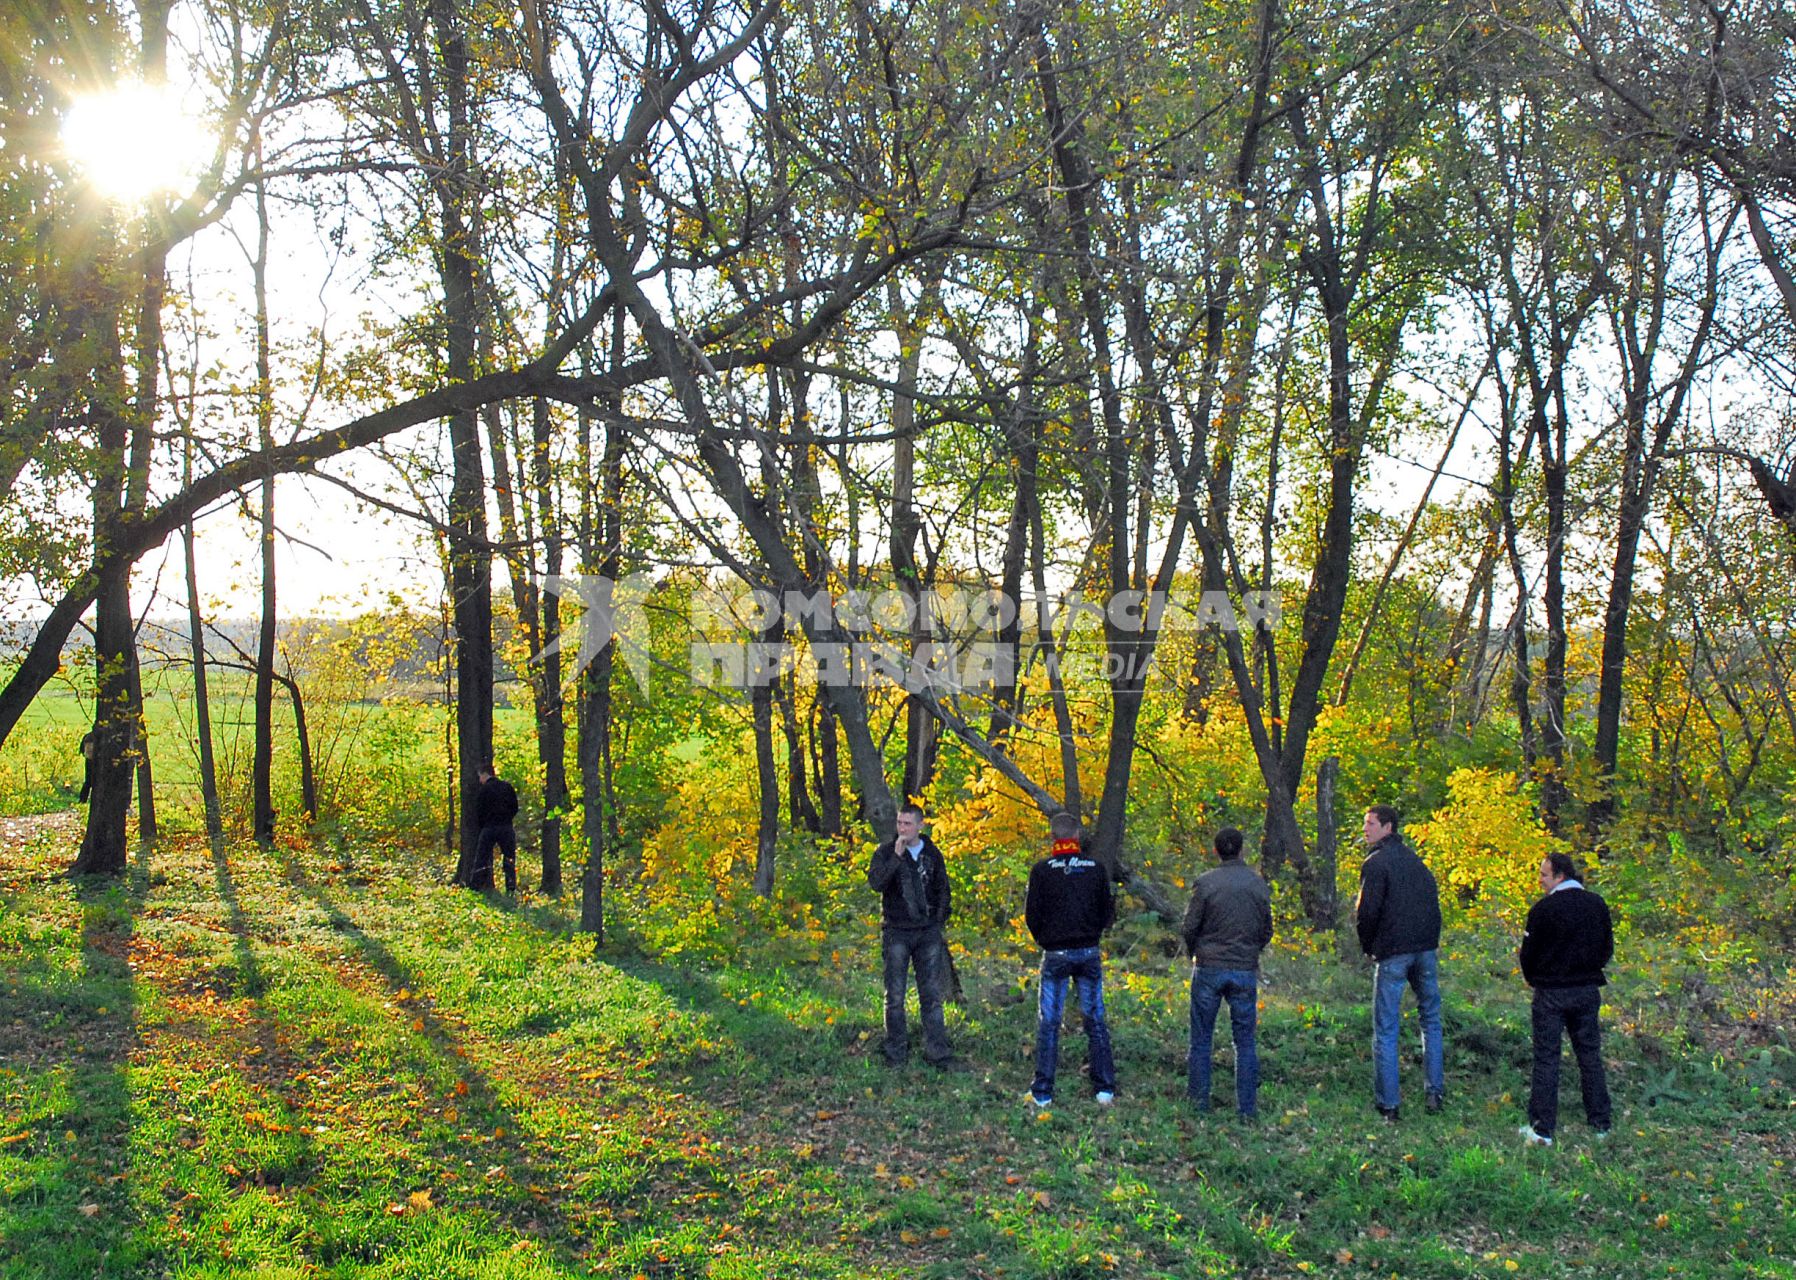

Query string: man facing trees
1182 826 1273 1119
470 762 520 895
1024 811 1117 1108
1518 852 1614 1147
1355 804 1445 1121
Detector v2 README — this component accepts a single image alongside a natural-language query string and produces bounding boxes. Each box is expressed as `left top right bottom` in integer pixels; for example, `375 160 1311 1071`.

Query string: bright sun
62 82 211 203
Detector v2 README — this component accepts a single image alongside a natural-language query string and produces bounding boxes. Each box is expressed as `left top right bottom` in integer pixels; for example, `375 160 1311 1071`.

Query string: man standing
867 803 958 1069
1182 827 1273 1118
1518 852 1614 1146
1355 804 1444 1120
472 761 520 895
1023 812 1117 1108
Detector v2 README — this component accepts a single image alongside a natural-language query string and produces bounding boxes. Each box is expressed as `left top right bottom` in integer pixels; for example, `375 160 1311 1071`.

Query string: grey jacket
1182 860 1274 971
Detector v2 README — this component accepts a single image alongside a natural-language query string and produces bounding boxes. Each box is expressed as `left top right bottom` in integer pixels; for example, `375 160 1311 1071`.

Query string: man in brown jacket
1181 827 1273 1117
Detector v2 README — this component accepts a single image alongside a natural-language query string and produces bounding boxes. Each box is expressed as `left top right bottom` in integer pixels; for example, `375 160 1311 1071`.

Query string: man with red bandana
1023 811 1118 1107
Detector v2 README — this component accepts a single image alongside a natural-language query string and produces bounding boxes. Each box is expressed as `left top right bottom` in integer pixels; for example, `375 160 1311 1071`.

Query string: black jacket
1182 860 1274 970
474 776 520 829
1520 883 1614 989
1354 834 1442 960
867 836 952 930
1025 851 1115 951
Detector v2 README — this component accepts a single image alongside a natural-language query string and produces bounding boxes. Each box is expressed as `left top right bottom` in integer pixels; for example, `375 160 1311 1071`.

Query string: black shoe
1425 1091 1444 1114
929 1055 971 1074
1377 1105 1400 1123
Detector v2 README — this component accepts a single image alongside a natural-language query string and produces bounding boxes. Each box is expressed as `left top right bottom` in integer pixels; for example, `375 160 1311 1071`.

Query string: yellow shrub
1411 767 1568 928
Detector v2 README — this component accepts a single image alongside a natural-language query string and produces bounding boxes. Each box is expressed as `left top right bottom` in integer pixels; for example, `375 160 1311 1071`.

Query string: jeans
1189 967 1259 1116
881 926 953 1064
472 824 518 894
1372 949 1444 1111
1529 985 1611 1136
1030 947 1116 1100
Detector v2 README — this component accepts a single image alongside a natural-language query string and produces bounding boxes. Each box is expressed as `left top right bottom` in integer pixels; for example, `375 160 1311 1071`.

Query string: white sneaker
1518 1123 1553 1147
1094 1091 1115 1106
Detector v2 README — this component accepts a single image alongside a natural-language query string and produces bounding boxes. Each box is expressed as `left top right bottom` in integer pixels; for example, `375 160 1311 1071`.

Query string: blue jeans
1031 947 1115 1100
1189 967 1259 1116
1372 949 1444 1110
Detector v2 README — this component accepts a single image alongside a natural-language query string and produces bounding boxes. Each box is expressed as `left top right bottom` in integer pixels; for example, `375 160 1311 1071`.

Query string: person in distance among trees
1517 851 1615 1147
1023 810 1117 1108
471 761 521 895
1181 826 1273 1119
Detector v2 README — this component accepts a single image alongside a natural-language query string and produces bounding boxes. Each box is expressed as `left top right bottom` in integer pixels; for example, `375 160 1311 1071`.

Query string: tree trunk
69 224 134 878
751 619 780 896
73 562 134 878
888 278 940 803
281 672 317 822
432 0 495 886
988 323 1041 745
1313 755 1342 939
815 697 842 837
533 398 568 896
126 649 156 845
183 511 224 850
251 171 277 847
253 471 278 845
778 673 820 833
579 321 626 938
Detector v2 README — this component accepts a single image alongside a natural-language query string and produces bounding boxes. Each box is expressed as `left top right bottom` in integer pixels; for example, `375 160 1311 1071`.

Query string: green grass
2 817 1794 1278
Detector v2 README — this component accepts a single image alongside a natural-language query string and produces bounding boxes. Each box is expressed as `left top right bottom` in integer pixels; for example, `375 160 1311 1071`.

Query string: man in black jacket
1023 811 1117 1107
866 803 957 1068
1355 804 1445 1120
1182 826 1273 1118
1518 851 1614 1146
471 762 521 894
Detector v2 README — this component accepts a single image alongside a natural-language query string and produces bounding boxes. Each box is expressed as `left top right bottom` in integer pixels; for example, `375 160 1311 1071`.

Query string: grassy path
3 822 1794 1278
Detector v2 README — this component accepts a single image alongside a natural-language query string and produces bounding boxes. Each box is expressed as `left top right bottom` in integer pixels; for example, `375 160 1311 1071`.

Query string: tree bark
251 169 277 847
429 0 496 885
183 508 224 850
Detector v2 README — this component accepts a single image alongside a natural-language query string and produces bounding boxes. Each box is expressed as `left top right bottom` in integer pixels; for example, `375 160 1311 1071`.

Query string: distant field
0 661 540 833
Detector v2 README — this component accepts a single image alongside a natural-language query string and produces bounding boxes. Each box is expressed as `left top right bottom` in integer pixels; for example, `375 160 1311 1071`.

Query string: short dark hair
1050 811 1082 841
478 760 496 776
1214 827 1244 860
897 802 925 822
1544 851 1578 883
1366 804 1399 831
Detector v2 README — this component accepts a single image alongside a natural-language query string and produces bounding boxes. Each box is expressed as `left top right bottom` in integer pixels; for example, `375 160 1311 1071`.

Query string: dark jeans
1529 985 1612 1137
1030 947 1116 1100
472 824 517 893
881 926 953 1064
1189 966 1259 1116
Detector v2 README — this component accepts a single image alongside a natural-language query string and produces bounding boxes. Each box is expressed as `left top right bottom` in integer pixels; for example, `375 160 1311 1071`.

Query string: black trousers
1529 984 1612 1136
880 926 953 1064
472 824 517 893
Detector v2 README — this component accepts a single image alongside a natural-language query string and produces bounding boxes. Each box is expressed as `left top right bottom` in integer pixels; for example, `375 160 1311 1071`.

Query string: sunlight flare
61 81 210 202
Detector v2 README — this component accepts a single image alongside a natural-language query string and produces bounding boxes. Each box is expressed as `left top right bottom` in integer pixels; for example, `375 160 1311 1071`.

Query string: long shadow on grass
267 843 626 1259
205 839 322 1191
0 817 151 1278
